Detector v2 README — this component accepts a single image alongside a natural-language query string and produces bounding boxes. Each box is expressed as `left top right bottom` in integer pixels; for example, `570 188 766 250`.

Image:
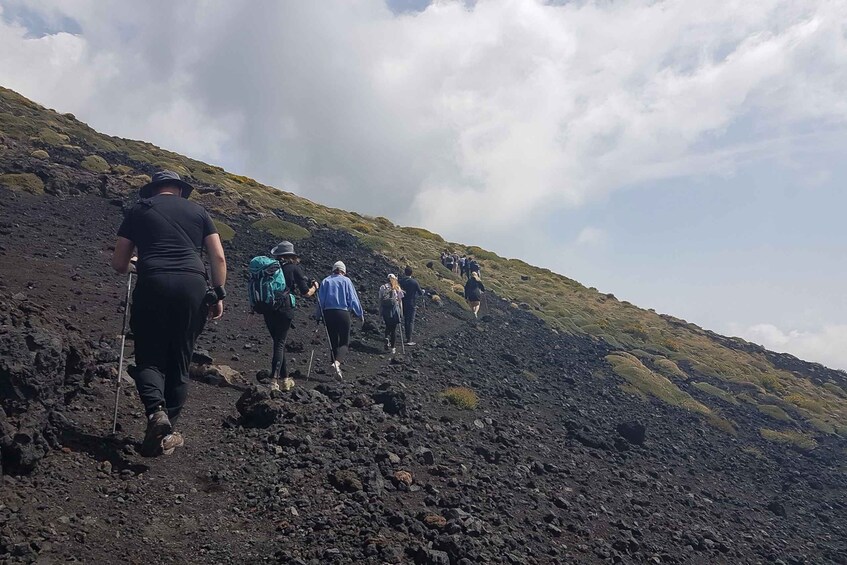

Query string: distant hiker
443 252 455 272
466 256 480 280
251 241 318 392
398 266 423 346
316 261 364 379
459 255 467 278
452 252 461 274
111 170 227 457
378 274 405 354
464 271 486 318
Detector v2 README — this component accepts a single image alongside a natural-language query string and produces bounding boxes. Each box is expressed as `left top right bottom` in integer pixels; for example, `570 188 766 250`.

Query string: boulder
235 386 285 428
616 421 646 445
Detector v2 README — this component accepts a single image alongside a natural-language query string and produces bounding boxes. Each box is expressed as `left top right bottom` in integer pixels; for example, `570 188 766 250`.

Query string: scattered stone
393 470 413 487
616 421 646 445
329 470 363 492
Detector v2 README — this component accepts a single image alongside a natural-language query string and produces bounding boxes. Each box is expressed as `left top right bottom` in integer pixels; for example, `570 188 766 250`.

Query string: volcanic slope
0 87 844 564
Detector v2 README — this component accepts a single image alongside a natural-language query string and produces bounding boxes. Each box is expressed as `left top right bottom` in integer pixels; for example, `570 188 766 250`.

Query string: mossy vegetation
606 353 710 414
759 428 817 450
0 172 44 194
81 154 110 173
441 387 479 410
692 381 739 405
213 220 235 242
251 218 310 241
757 404 793 423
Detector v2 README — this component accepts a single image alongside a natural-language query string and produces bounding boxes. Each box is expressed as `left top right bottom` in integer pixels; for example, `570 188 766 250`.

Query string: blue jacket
316 274 364 319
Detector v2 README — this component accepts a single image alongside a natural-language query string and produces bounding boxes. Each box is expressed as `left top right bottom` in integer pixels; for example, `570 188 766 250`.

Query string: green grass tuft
81 154 110 173
692 381 739 405
441 387 479 410
757 404 793 422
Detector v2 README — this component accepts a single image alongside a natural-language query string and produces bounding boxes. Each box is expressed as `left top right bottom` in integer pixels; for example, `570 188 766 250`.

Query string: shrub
759 428 817 451
784 394 826 414
441 387 478 410
252 217 310 240
466 246 499 261
757 404 793 422
81 154 110 173
0 173 44 194
213 220 235 242
758 373 784 393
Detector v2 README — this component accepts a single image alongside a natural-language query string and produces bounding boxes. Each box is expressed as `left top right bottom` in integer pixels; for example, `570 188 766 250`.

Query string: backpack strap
141 198 208 281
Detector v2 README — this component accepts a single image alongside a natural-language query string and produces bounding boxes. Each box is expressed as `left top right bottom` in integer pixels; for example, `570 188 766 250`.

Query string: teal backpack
248 256 294 313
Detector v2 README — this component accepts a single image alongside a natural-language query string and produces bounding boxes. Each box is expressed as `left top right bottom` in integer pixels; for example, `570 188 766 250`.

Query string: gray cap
333 261 346 273
271 241 297 257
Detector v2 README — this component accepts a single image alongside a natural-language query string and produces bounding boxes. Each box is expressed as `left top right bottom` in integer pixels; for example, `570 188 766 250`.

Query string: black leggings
402 302 416 342
130 273 208 424
324 309 351 363
263 309 293 378
382 307 400 347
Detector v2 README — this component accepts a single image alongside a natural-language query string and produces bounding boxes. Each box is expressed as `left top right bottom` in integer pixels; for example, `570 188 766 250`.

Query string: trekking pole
398 300 406 355
112 272 133 434
306 349 315 382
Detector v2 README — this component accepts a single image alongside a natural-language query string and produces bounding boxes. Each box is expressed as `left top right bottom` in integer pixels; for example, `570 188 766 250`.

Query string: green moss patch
0 173 44 194
81 154 110 173
213 220 236 242
757 404 793 422
251 217 310 240
607 353 710 414
692 381 738 405
759 428 817 451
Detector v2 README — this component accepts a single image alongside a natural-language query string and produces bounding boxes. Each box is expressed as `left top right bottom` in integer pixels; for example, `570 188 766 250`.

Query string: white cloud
737 323 847 370
2 0 846 239
576 227 606 246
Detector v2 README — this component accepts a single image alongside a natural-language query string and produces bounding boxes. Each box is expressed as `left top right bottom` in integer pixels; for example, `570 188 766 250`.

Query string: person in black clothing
111 170 227 457
466 256 480 280
398 266 423 346
264 241 318 392
464 271 486 318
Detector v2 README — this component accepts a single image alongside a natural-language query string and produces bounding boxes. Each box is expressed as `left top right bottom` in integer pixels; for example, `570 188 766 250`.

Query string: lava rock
616 421 646 445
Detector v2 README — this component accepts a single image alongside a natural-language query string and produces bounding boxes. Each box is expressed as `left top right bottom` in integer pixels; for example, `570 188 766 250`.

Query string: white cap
388 273 397 279
333 261 346 273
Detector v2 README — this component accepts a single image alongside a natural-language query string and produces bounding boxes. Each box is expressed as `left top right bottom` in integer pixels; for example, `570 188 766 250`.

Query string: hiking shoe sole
270 379 281 392
282 377 295 391
161 432 184 456
141 411 172 457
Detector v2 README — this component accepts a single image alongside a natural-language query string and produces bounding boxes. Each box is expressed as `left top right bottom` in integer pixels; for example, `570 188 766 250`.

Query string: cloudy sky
1 0 846 369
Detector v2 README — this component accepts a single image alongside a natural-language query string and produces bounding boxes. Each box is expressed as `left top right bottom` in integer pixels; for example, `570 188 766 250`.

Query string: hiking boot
384 339 390 351
161 431 184 456
282 377 295 391
391 347 396 355
405 342 416 347
141 410 172 457
270 379 281 392
332 361 344 380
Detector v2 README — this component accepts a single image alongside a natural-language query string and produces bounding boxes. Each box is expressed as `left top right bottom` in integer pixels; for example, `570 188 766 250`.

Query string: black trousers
381 306 400 347
263 309 293 378
130 272 208 423
402 301 416 342
324 309 351 363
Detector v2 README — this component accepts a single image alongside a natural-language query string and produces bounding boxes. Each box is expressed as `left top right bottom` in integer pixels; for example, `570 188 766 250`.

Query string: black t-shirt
399 276 422 305
282 262 311 296
117 195 217 277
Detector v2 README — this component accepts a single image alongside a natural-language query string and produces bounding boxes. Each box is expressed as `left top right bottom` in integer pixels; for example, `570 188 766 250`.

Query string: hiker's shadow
350 340 384 355
54 416 150 475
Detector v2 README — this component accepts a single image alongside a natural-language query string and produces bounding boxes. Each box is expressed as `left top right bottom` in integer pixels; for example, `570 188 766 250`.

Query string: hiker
398 266 423 346
443 252 455 272
378 273 405 354
258 241 319 392
459 255 467 278
316 261 363 379
111 170 227 457
466 256 480 280
464 271 486 318
452 252 461 275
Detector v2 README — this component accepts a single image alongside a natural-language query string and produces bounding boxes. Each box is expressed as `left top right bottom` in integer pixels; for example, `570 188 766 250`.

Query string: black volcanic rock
616 421 646 445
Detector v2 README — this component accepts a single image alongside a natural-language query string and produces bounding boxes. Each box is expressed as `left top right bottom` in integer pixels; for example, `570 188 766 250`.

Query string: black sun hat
139 170 194 199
